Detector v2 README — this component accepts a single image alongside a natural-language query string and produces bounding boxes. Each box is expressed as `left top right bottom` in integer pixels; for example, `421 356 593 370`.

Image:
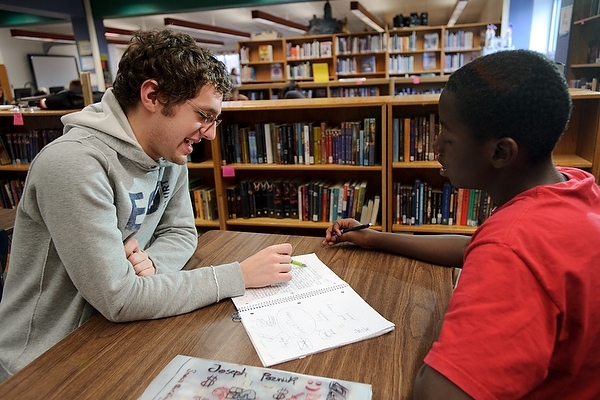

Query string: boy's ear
491 137 518 168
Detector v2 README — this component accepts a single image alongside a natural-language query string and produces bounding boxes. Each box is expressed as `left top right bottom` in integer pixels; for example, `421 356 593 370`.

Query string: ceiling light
164 17 251 40
104 27 135 37
251 10 307 34
350 1 385 33
10 28 75 44
447 0 468 27
192 38 224 48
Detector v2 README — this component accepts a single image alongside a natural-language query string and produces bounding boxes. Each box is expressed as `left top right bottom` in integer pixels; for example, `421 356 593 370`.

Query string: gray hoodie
0 89 245 381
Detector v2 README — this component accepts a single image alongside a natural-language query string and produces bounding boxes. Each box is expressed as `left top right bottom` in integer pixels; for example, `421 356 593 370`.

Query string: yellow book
312 63 329 82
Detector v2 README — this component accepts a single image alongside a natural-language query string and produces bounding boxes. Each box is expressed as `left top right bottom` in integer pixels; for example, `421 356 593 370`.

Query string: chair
0 229 10 300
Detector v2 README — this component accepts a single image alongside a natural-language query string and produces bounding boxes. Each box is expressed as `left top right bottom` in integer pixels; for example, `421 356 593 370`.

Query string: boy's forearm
365 231 469 268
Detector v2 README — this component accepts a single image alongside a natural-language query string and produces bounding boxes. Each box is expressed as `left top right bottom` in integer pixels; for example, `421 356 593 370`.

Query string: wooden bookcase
238 22 499 99
214 97 388 237
1 89 598 236
567 0 600 90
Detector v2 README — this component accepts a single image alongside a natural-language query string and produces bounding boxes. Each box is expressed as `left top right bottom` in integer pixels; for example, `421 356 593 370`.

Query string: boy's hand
322 218 363 246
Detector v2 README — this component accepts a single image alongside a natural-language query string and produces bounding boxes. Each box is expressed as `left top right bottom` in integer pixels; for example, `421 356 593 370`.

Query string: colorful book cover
361 55 376 73
139 355 372 400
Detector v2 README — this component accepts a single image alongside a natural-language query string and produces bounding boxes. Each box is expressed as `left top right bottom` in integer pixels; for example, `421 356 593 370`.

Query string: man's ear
139 79 159 112
491 137 518 168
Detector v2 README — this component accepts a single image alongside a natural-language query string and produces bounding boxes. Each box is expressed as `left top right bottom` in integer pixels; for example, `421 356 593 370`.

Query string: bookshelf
1 89 598 236
238 22 499 99
215 97 388 237
385 89 600 234
239 39 286 84
567 0 600 90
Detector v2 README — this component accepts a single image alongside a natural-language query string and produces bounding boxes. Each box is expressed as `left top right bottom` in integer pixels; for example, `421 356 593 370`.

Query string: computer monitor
49 86 65 94
13 87 33 101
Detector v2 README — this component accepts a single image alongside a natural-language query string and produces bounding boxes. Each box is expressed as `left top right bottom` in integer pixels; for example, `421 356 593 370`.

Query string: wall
509 0 534 50
0 28 56 91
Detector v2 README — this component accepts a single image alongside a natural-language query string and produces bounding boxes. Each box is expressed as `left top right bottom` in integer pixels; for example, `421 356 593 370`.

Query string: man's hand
240 243 294 288
124 238 156 277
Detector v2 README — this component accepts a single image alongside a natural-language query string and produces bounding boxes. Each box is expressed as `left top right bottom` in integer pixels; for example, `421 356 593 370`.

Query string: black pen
333 222 371 236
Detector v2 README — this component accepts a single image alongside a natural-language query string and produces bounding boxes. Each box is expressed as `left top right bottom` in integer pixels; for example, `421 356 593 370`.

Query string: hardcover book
270 62 283 80
361 55 376 73
258 44 273 61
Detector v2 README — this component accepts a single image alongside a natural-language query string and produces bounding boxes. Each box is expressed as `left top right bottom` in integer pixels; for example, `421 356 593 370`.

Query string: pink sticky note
13 113 24 126
412 76 421 84
222 165 235 177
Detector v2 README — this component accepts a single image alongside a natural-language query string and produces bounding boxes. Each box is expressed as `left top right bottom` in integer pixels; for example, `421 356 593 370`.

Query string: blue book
441 182 452 225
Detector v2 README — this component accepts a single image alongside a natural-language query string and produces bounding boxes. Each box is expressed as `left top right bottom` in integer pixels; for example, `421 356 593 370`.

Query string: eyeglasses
186 100 222 128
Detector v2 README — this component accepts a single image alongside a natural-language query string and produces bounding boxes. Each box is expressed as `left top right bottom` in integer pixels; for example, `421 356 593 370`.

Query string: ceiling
0 0 498 52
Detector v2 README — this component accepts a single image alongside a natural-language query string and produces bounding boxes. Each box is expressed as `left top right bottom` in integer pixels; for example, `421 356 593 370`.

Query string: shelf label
222 165 235 177
13 113 24 126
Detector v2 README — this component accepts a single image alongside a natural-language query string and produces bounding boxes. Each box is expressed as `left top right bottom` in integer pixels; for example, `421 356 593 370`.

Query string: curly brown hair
112 29 233 115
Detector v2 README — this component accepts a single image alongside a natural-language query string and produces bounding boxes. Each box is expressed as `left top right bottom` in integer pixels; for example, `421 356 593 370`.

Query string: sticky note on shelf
222 165 235 177
312 63 329 83
13 113 24 125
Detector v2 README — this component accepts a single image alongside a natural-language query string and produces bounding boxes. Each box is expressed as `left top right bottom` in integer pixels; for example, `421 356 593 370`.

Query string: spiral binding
238 283 349 312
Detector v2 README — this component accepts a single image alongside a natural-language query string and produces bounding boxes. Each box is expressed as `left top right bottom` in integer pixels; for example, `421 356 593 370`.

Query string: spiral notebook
231 253 395 367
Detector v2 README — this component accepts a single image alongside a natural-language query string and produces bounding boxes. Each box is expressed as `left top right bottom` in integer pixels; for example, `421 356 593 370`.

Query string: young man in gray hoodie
0 29 294 382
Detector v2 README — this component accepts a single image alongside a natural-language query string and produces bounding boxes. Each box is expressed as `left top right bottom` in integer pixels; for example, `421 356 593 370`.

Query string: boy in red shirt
324 50 600 399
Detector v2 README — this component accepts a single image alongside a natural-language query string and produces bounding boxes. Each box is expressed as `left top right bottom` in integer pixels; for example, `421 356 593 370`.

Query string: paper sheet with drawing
138 355 372 400
231 253 395 367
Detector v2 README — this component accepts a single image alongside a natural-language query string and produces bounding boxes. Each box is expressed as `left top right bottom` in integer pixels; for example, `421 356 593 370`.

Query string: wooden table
0 230 453 399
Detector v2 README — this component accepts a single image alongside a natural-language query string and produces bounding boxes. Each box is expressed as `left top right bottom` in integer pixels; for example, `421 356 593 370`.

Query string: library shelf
1 89 598 237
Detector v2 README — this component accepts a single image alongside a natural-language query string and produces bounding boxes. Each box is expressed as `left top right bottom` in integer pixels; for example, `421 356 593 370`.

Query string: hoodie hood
61 88 160 170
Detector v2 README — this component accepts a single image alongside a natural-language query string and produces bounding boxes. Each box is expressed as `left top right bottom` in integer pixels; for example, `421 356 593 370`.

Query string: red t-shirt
424 167 600 399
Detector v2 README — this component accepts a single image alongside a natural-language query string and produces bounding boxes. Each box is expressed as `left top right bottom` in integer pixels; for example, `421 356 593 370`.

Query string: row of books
0 179 24 209
392 114 439 162
444 52 479 73
337 56 380 75
189 183 218 221
240 65 256 83
330 86 381 97
392 181 493 227
336 34 385 54
388 55 415 74
219 119 379 166
444 30 476 50
388 31 418 52
0 130 63 165
395 87 442 96
286 61 312 79
286 40 332 59
226 179 380 225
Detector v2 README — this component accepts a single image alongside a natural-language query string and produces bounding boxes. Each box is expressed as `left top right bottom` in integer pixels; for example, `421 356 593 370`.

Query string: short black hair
444 49 572 163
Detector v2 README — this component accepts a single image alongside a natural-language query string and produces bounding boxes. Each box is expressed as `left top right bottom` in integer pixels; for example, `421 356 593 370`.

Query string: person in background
38 79 103 110
229 67 241 88
279 81 306 99
0 28 295 382
0 86 11 105
323 50 600 398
